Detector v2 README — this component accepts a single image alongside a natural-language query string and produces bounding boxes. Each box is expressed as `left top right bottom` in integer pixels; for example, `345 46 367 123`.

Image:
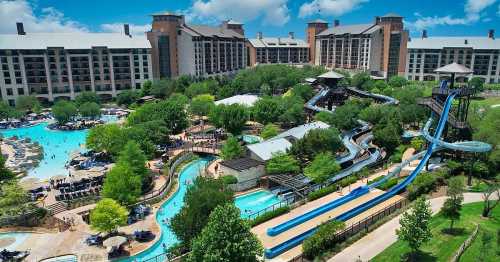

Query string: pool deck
251 160 413 261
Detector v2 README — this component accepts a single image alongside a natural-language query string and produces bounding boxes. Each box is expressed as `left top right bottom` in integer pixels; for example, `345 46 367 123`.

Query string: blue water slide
264 93 457 259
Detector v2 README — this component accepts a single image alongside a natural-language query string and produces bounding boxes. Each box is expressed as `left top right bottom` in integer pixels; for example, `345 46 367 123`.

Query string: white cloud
186 0 290 26
298 0 369 18
0 0 88 34
407 0 497 30
100 23 151 36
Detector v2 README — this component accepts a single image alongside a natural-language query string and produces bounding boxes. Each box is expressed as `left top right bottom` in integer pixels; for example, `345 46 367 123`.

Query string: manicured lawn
372 202 500 262
470 97 500 108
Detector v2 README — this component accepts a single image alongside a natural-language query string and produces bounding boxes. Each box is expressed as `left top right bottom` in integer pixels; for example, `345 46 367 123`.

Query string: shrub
376 178 398 191
308 184 337 201
407 172 439 200
302 220 346 259
248 206 290 227
221 175 238 185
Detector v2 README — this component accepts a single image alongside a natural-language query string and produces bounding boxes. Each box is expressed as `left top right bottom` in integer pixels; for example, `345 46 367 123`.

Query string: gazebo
317 71 345 88
435 62 473 89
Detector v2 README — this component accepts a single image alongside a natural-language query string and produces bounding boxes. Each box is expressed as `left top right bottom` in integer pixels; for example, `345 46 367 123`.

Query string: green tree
304 152 340 183
139 80 152 97
86 124 127 157
221 137 244 160
279 96 306 126
291 83 314 101
0 181 28 210
266 152 300 175
290 128 342 164
330 101 364 130
170 176 233 248
75 91 100 106
351 72 371 89
79 102 101 119
252 97 282 124
188 203 263 262
302 220 346 259
0 154 14 181
314 111 335 126
396 197 432 255
0 101 18 120
117 141 149 186
441 176 464 230
89 198 128 234
116 90 138 106
190 94 215 116
410 137 425 151
388 76 408 88
150 79 176 98
102 163 142 206
209 104 248 135
127 98 188 134
260 123 279 139
15 95 41 113
373 121 403 154
185 79 218 98
469 77 485 91
52 100 77 124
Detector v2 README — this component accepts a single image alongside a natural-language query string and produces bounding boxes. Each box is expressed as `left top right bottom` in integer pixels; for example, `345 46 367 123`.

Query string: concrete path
328 193 489 262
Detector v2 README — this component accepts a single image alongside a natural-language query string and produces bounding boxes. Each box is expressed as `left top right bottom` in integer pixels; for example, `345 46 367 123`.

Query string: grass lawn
372 202 500 262
470 97 500 108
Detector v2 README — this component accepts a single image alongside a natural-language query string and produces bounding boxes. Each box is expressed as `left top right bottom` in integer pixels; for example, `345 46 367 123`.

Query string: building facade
309 13 408 79
147 12 247 79
406 30 500 83
0 23 152 106
247 32 309 66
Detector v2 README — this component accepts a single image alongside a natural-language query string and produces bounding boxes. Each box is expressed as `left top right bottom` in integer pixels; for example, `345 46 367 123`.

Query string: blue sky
0 0 499 39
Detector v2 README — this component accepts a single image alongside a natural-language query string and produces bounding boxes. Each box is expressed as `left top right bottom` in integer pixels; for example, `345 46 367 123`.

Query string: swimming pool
123 158 211 261
241 134 263 144
0 116 117 181
235 190 282 219
0 232 30 251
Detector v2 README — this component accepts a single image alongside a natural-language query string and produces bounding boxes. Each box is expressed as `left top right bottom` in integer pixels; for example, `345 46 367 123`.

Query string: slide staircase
264 91 491 258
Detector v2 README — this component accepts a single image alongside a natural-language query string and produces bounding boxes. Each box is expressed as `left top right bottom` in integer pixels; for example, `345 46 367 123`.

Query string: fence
289 198 408 262
141 251 189 262
450 224 480 262
246 196 298 220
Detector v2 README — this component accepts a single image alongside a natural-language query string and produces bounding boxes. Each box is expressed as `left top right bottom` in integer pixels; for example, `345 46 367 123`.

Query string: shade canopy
435 62 473 74
318 71 345 79
103 236 127 248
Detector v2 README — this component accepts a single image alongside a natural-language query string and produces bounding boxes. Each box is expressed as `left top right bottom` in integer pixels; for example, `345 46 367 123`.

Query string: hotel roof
248 37 309 48
317 24 380 36
408 37 500 50
246 138 292 161
0 33 151 50
181 24 244 38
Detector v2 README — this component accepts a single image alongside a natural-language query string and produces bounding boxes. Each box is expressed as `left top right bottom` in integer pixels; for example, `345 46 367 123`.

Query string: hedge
407 171 444 200
221 175 238 185
248 206 290 227
308 184 337 201
376 177 398 191
302 220 346 259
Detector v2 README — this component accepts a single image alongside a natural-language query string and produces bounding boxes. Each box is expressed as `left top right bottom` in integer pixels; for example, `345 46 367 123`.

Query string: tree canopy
188 203 263 262
304 152 340 183
79 102 101 119
290 128 342 164
190 94 215 116
397 197 432 253
209 103 248 135
15 95 41 113
170 176 233 248
266 152 301 175
260 123 279 139
52 100 77 124
86 124 127 157
221 137 244 160
102 162 142 206
75 91 100 106
127 98 188 134
90 198 128 234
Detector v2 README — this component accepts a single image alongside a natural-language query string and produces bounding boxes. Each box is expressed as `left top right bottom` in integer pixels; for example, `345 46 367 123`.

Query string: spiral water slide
264 91 491 258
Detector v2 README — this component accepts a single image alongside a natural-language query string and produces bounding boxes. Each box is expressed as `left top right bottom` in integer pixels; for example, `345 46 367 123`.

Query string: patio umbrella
103 236 127 248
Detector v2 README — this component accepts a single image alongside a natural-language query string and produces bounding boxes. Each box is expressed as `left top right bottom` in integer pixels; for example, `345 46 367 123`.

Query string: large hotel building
0 23 152 106
405 30 500 83
308 13 409 79
247 32 309 66
147 12 247 79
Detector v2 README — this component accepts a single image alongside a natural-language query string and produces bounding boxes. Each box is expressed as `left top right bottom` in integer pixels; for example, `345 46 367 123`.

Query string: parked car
85 234 103 246
133 230 155 242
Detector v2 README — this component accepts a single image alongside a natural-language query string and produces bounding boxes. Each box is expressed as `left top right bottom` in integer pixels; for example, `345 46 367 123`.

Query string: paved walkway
328 192 490 262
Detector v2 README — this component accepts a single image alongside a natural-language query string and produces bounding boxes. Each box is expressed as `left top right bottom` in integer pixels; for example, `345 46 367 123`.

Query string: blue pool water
235 190 281 219
123 158 211 262
0 232 30 251
241 134 263 144
0 116 117 181
125 159 281 261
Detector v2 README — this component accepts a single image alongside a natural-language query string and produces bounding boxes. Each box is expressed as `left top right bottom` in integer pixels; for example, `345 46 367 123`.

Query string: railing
246 196 297 220
289 198 409 261
450 224 480 262
141 251 189 262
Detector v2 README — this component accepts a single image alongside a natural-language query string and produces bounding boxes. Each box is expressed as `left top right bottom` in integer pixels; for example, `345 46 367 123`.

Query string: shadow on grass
441 227 466 236
401 250 437 262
